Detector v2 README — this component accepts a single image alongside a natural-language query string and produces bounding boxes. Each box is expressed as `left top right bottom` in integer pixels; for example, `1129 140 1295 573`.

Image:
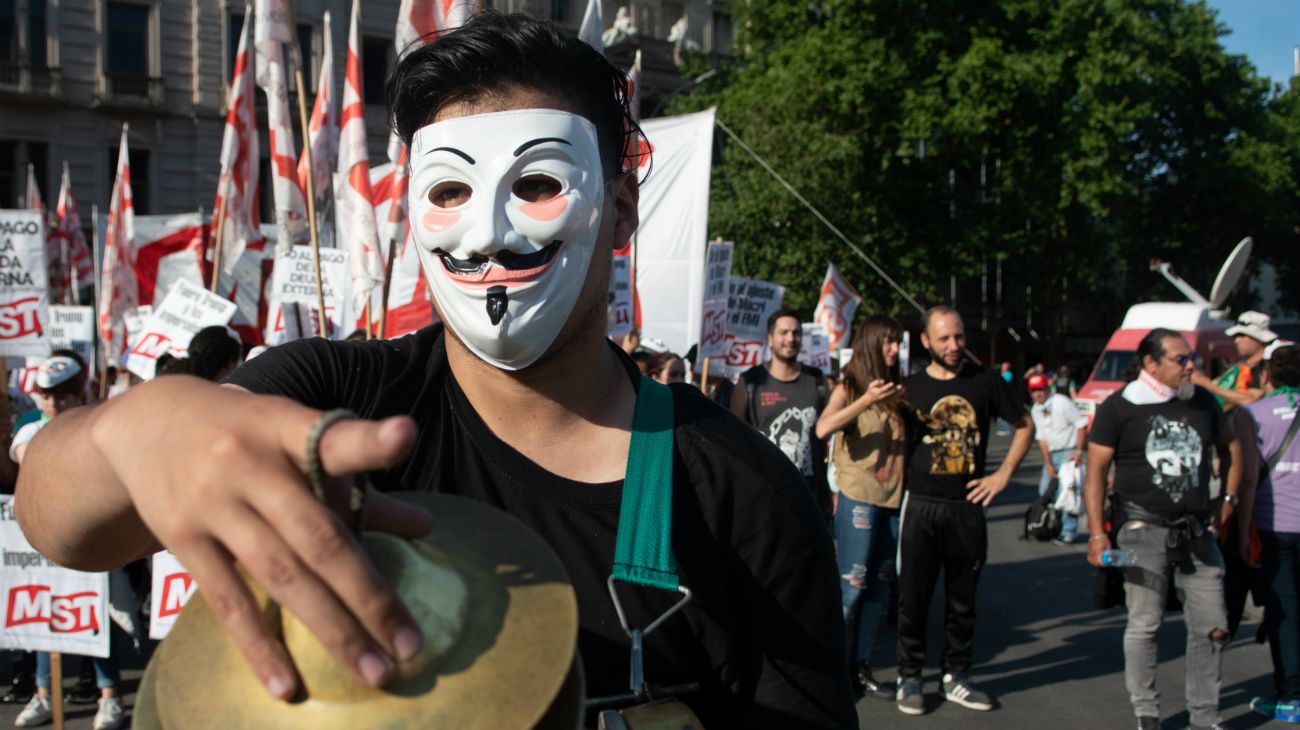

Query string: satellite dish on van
1209 237 1253 310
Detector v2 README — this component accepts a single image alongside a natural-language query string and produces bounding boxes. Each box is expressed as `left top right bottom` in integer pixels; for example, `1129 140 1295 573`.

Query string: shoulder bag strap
1267 408 1300 474
612 375 679 592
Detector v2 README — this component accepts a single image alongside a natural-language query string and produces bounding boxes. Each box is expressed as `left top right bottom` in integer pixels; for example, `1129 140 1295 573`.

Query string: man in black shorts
14 13 854 728
894 306 1033 715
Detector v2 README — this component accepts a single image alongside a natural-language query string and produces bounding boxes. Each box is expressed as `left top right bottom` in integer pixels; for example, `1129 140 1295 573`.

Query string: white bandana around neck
408 109 606 370
1123 369 1193 404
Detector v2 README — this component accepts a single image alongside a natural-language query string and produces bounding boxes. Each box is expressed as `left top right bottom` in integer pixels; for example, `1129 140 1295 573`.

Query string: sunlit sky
1204 0 1300 88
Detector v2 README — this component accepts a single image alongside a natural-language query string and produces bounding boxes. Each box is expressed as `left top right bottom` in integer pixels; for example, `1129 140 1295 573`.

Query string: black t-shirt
739 364 828 479
1088 387 1228 517
227 325 855 729
902 364 1025 500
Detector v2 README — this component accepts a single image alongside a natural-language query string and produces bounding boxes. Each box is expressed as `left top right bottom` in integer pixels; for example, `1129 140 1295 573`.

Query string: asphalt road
0 433 1278 729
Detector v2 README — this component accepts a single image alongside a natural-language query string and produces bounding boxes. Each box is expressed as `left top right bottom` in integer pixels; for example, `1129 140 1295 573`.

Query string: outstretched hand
89 379 433 700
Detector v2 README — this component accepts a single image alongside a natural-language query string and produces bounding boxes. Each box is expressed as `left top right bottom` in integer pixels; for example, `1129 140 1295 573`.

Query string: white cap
1265 339 1294 361
35 355 82 389
1225 311 1278 343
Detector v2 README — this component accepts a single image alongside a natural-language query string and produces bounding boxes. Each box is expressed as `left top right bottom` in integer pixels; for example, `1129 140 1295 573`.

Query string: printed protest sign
0 497 109 657
12 306 96 395
149 550 194 640
698 241 734 360
0 211 51 357
798 322 832 375
607 255 633 338
124 280 238 379
269 245 351 340
722 276 784 376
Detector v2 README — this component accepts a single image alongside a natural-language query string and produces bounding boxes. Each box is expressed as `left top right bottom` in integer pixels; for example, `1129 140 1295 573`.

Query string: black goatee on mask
486 285 508 325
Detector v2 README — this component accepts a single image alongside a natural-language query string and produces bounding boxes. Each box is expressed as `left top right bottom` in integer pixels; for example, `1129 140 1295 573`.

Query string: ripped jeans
834 493 899 664
1118 521 1227 726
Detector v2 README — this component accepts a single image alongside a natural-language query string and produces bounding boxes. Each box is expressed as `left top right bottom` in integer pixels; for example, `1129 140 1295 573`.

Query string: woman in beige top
815 314 906 702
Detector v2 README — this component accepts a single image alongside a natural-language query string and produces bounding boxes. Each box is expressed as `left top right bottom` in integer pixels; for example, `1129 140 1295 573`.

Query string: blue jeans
1037 449 1081 541
1261 530 1300 698
35 651 118 690
834 493 899 664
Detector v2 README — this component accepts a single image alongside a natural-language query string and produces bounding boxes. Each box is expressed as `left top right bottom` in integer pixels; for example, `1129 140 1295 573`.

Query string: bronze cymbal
140 492 579 729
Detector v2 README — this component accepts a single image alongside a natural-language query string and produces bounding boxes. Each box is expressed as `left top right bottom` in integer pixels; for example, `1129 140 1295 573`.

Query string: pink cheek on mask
422 208 461 233
519 195 568 221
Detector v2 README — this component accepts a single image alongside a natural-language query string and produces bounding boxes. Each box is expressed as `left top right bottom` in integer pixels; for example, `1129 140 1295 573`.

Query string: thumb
364 491 434 539
289 414 418 475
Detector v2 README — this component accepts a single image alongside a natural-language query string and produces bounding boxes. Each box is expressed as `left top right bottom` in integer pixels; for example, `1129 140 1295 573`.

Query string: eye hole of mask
428 181 472 208
512 174 563 203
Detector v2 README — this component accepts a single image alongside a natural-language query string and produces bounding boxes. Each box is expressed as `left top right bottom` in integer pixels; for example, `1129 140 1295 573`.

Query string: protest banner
798 322 833 375
607 255 632 337
268 244 351 341
124 280 238 379
0 211 51 358
722 276 785 376
812 262 861 351
149 550 194 640
10 306 96 395
698 240 734 361
900 330 911 376
0 497 109 657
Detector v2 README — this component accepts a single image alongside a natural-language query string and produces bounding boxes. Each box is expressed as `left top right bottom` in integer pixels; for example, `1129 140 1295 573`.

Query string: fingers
364 491 434 539
175 539 300 699
281 414 418 476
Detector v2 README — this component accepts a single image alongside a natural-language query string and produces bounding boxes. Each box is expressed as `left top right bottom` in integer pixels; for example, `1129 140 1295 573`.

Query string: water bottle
1100 549 1138 567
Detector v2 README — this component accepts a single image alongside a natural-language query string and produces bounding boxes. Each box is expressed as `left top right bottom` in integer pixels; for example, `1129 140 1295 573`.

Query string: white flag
214 5 260 274
578 0 604 53
99 125 138 365
387 0 472 163
50 163 93 304
812 262 862 350
254 0 309 257
298 10 336 206
337 0 384 315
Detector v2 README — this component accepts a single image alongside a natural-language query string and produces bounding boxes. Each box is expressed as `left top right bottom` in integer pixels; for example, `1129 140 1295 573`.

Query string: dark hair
766 308 801 335
644 352 681 378
387 12 645 177
36 348 88 398
159 326 242 382
1126 327 1185 382
1268 345 1299 389
922 305 959 334
843 315 902 402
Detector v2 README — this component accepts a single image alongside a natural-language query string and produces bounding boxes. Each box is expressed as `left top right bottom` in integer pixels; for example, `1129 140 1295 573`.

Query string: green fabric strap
612 375 680 592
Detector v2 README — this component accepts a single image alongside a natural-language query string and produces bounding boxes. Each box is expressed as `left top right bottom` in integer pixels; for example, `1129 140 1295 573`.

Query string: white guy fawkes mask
409 109 606 370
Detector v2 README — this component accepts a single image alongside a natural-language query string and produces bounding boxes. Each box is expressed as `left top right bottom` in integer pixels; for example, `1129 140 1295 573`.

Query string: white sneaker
92 696 124 730
13 694 51 727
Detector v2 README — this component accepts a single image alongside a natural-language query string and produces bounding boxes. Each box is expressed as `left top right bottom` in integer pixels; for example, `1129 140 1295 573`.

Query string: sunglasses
1164 353 1197 366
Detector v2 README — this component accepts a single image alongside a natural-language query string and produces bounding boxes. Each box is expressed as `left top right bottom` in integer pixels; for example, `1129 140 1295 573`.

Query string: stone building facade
1 0 729 218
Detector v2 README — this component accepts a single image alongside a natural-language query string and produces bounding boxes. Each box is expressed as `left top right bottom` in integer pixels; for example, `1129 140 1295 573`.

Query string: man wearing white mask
12 12 854 728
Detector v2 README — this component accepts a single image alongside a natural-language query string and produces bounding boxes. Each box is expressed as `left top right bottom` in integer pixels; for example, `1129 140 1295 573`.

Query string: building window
711 11 731 53
108 145 150 215
549 0 568 23
0 141 50 209
361 35 389 106
226 10 244 82
27 0 43 66
105 1 153 97
0 141 16 208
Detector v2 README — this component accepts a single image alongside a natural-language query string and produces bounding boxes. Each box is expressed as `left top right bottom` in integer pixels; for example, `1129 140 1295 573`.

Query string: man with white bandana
1085 327 1242 730
12 13 854 728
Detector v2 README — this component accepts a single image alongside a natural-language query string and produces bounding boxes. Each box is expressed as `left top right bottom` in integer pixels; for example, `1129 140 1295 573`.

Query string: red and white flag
812 262 862 350
578 0 604 53
49 163 93 305
24 164 44 214
213 5 260 275
297 9 336 206
99 125 138 365
254 0 308 256
387 0 471 163
338 0 384 316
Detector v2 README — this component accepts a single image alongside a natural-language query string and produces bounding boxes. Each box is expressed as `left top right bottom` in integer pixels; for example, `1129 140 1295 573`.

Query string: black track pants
895 492 988 679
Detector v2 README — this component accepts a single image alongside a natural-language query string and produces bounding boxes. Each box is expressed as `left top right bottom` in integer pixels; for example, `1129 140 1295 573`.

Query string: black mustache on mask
486 286 508 325
433 241 563 275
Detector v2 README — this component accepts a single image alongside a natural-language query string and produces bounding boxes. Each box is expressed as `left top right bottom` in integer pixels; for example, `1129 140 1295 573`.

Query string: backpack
1023 495 1062 541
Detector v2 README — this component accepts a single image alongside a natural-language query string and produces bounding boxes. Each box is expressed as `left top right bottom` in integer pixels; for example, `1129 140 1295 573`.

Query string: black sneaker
941 672 993 711
851 664 893 702
896 677 924 716
0 678 34 705
1136 717 1159 730
66 677 99 705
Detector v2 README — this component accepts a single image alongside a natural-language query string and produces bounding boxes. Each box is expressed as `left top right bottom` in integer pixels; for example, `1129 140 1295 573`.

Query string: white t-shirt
1031 393 1087 452
9 419 46 463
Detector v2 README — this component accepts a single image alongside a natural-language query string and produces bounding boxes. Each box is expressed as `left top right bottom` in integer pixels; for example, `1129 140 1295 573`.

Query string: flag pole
379 234 398 338
700 357 711 393
294 64 327 336
209 177 230 292
92 203 109 401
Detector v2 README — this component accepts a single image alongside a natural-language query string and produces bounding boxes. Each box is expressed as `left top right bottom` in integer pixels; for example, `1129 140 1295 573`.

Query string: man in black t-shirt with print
894 306 1033 716
731 308 830 515
1085 328 1241 730
11 14 855 729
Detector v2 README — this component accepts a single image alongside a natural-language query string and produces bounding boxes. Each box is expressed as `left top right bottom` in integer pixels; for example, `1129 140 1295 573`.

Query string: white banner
268 245 351 341
900 330 911 376
722 276 785 376
635 109 716 356
124 280 238 379
0 211 51 358
149 550 194 640
698 240 733 359
14 306 97 394
0 497 109 657
798 322 832 375
607 255 632 337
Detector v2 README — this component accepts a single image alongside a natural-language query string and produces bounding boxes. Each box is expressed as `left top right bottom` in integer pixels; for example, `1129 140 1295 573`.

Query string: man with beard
12 14 854 728
731 308 831 516
1086 328 1241 730
894 306 1032 716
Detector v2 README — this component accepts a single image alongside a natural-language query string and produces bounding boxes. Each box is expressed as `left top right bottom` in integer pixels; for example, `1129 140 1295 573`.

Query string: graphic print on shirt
1143 415 1203 500
767 406 819 476
918 395 979 475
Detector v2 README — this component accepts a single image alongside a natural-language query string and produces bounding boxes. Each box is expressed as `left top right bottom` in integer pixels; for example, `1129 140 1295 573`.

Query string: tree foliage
675 0 1298 338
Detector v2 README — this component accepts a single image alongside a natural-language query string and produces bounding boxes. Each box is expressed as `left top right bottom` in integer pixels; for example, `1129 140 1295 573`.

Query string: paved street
0 434 1279 729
